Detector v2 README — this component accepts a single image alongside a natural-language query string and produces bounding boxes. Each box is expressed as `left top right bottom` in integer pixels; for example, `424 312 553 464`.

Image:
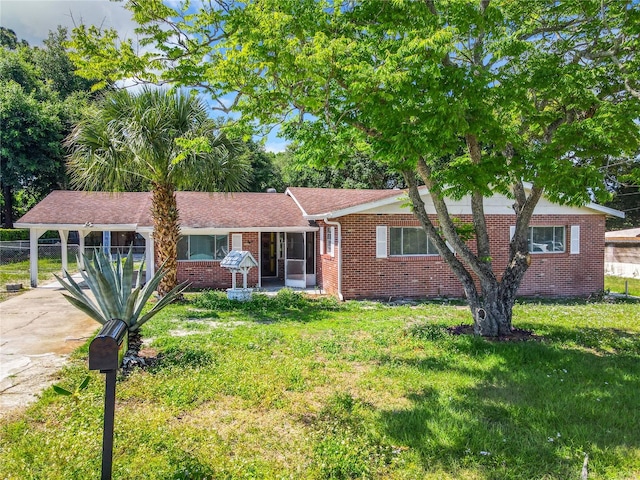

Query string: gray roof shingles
286 187 402 216
15 190 311 229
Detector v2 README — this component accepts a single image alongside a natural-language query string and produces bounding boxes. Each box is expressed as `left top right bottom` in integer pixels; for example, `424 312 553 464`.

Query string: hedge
0 229 60 241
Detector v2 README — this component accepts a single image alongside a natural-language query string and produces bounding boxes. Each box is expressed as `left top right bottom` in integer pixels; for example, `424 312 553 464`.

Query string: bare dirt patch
447 324 543 341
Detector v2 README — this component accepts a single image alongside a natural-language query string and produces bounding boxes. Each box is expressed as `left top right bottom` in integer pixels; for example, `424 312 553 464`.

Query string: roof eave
302 188 423 220
14 223 140 230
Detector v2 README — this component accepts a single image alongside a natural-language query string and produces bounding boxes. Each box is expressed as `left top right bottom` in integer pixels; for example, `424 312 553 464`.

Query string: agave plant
56 247 187 333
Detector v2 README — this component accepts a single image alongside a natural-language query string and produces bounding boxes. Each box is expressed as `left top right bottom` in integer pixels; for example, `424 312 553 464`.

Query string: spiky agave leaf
58 246 188 333
77 256 121 320
54 272 108 324
134 281 188 331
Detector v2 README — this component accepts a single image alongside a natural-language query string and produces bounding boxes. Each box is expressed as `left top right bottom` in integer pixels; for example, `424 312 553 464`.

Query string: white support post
139 232 155 283
59 229 69 274
78 230 89 270
29 228 47 287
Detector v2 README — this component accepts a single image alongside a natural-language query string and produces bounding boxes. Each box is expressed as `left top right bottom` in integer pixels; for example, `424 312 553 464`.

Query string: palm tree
66 88 249 295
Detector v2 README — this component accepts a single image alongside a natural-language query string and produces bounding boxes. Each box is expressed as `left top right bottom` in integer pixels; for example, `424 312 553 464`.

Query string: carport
14 191 156 287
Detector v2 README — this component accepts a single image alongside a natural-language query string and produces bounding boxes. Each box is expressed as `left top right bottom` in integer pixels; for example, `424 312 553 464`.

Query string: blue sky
0 0 287 152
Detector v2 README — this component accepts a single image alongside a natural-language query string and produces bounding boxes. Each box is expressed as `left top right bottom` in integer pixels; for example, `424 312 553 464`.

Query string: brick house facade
16 187 619 298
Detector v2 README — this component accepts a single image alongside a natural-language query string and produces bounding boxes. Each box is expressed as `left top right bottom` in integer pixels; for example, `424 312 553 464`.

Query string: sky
0 0 288 152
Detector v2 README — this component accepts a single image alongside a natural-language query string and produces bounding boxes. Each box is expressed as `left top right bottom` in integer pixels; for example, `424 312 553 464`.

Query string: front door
261 232 277 277
285 232 306 288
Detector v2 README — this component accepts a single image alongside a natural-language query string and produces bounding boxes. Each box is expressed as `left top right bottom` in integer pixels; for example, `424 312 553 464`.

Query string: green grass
1 290 639 479
0 258 77 302
605 275 640 297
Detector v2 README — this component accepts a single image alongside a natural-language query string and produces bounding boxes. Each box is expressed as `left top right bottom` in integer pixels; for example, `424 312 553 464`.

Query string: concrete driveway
0 277 98 419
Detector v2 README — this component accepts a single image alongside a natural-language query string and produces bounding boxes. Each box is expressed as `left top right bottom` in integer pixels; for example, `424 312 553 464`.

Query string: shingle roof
286 187 402 217
176 192 309 228
15 190 310 229
16 191 152 226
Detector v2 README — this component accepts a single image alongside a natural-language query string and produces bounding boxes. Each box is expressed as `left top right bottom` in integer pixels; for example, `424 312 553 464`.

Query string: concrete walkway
0 276 98 419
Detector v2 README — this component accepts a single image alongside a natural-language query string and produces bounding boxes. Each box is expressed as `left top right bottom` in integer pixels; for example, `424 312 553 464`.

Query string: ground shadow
377 331 640 479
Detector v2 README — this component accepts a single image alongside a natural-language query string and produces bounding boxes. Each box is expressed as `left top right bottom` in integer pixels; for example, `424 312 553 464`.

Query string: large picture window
177 235 228 260
528 226 565 253
390 227 438 256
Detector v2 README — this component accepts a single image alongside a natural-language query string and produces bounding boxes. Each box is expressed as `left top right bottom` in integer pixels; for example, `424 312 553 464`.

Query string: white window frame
389 227 439 256
178 234 229 261
528 226 566 254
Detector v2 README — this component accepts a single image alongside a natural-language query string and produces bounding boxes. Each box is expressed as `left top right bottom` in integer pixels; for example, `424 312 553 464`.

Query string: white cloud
0 0 137 46
264 139 289 154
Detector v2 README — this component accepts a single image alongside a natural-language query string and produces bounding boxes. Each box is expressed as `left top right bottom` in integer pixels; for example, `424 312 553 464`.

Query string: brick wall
172 213 605 299
331 213 605 300
176 232 260 289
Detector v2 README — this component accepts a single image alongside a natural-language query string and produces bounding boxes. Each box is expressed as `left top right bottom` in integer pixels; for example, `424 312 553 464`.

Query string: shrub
0 229 29 241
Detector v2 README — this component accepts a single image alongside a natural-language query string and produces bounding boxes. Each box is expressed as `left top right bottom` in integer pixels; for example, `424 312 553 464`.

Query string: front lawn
1 291 638 479
605 275 640 297
0 258 77 302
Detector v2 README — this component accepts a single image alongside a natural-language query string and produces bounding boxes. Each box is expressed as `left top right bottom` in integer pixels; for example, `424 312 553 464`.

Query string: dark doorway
261 232 277 277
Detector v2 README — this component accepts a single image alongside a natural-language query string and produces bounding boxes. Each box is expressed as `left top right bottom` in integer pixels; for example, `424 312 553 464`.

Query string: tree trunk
151 183 180 297
407 163 541 338
470 286 516 337
1 181 13 229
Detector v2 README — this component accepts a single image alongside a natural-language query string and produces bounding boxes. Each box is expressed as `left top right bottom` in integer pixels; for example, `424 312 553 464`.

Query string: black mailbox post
89 319 127 480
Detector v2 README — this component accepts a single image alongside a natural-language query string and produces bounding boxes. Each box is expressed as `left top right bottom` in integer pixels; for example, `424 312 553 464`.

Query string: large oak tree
69 0 640 335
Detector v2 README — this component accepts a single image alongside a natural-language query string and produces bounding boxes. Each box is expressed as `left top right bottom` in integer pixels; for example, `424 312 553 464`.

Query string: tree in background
69 0 640 335
0 27 28 50
0 27 94 227
0 47 64 228
66 88 249 295
240 140 285 192
604 154 640 230
276 146 405 190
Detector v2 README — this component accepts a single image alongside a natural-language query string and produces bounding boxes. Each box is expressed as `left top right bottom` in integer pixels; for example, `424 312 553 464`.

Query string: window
177 235 228 260
528 226 565 253
390 227 438 256
326 226 335 256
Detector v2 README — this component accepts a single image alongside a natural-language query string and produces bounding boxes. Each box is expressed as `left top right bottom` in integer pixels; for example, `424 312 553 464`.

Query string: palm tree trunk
151 182 180 297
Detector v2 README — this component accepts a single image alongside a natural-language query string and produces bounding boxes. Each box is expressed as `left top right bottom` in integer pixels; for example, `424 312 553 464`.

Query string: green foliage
66 0 640 333
0 228 28 241
240 140 285 192
52 376 90 404
193 288 344 319
0 28 94 227
65 87 249 193
406 322 449 341
56 247 187 332
275 147 406 189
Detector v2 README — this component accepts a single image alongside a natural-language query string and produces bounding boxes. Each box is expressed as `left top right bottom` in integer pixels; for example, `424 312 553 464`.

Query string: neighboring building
605 228 640 278
15 186 623 299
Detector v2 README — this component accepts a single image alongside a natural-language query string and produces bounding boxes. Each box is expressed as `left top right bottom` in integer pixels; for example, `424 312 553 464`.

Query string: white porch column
29 228 47 288
58 229 69 274
140 232 155 282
